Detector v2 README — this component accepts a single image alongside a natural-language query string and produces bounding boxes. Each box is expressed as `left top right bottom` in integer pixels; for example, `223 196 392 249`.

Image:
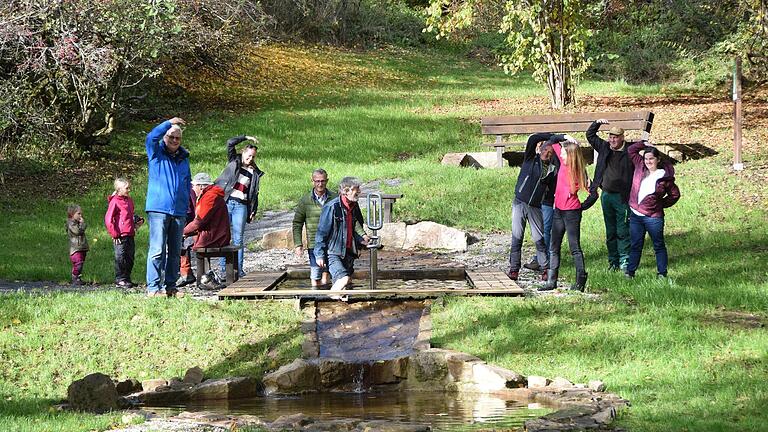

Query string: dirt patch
700 309 766 329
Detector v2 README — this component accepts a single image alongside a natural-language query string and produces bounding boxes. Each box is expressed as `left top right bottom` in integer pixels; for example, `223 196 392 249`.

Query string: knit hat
608 126 625 136
192 172 213 185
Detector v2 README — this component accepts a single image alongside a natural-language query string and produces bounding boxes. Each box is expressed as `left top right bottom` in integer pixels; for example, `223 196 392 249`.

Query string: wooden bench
481 111 655 168
193 245 244 286
361 193 403 224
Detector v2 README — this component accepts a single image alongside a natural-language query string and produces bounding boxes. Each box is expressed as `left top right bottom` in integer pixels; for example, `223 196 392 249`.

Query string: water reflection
147 391 551 430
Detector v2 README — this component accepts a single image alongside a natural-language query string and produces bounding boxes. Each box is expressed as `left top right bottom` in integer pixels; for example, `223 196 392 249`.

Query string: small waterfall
351 363 367 393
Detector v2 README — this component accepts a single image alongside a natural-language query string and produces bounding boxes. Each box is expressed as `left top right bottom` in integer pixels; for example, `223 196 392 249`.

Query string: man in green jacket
293 169 336 286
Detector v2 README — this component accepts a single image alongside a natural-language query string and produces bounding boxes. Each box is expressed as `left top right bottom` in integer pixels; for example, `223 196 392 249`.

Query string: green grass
0 44 766 431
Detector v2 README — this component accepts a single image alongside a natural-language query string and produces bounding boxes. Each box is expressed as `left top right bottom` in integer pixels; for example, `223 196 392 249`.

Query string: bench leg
496 146 504 168
196 254 206 288
225 252 236 285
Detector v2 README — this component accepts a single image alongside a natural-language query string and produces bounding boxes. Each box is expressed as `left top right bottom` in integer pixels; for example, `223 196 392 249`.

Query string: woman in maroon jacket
626 143 680 278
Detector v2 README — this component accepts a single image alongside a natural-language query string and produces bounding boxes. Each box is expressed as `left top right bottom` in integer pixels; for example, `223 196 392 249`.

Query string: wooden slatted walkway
217 268 523 300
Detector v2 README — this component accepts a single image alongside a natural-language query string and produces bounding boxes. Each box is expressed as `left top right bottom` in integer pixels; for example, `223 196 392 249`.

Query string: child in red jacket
104 177 144 288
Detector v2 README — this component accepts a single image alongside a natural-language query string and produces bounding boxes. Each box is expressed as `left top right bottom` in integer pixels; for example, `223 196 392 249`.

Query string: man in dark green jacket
293 169 337 286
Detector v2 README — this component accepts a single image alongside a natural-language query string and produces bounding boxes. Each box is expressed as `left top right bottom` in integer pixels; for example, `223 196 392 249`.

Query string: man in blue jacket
145 117 191 298
314 177 369 298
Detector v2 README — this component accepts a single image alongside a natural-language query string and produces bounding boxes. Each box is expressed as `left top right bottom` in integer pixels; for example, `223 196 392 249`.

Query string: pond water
146 390 552 431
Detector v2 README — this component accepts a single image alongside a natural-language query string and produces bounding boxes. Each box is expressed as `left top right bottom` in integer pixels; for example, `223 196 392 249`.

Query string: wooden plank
481 111 651 126
217 287 524 299
218 272 286 294
482 120 649 136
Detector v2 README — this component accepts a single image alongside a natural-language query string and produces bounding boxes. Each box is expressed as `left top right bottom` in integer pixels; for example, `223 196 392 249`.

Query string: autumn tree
425 0 592 108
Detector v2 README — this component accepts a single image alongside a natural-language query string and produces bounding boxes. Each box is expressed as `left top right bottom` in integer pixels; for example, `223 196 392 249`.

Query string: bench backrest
481 111 654 139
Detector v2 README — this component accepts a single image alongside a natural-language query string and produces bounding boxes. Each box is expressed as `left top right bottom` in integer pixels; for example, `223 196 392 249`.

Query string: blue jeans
627 213 667 276
328 253 355 282
221 199 247 277
542 204 554 259
146 212 185 293
308 249 323 281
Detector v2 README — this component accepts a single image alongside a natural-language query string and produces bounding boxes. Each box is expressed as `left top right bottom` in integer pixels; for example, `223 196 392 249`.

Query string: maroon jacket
104 194 136 239
628 142 681 218
183 185 231 249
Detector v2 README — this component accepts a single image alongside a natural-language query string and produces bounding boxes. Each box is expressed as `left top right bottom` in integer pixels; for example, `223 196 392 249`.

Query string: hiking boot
505 270 519 281
71 276 84 286
146 291 166 298
570 272 588 292
116 280 135 289
523 258 541 271
176 273 196 288
537 269 558 291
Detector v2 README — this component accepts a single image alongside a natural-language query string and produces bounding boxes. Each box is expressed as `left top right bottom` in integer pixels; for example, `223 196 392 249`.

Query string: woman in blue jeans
626 143 680 277
214 135 264 278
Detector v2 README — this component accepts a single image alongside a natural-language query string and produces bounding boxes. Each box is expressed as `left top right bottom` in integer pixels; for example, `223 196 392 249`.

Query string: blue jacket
145 120 191 216
314 196 365 259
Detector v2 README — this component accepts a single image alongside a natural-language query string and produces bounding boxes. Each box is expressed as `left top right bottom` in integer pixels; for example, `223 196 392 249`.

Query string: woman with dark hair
625 143 680 278
214 135 264 278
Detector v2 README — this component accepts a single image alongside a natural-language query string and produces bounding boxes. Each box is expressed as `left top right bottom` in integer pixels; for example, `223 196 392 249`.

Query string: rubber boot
571 272 588 292
537 269 558 291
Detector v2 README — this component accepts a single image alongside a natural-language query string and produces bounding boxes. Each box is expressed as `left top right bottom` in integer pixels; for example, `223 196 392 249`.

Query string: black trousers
114 236 136 283
549 208 586 277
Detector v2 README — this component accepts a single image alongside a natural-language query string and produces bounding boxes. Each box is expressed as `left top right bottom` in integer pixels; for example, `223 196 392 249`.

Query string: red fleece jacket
183 185 231 249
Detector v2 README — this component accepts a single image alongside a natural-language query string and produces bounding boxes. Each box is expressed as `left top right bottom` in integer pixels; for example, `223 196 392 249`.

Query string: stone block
260 228 295 250
263 359 320 395
188 377 261 400
141 378 168 392
464 152 498 168
115 378 142 396
549 377 574 389
471 363 526 391
370 357 409 385
138 388 190 404
379 222 407 249
407 349 450 386
527 375 549 388
441 153 468 166
403 221 467 252
182 366 205 385
67 373 119 413
588 380 606 392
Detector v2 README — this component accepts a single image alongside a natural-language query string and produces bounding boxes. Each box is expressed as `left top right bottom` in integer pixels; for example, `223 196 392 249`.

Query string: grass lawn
0 44 766 431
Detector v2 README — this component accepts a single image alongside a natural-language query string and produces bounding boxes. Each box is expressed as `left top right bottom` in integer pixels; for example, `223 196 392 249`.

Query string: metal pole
733 57 743 171
366 193 383 290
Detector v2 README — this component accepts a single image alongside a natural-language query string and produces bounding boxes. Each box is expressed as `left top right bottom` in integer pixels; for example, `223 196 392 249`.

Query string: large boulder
67 373 119 413
403 222 467 252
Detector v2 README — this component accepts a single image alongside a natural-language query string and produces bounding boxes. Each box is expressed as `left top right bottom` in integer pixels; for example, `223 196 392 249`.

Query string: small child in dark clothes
104 177 144 288
66 204 89 285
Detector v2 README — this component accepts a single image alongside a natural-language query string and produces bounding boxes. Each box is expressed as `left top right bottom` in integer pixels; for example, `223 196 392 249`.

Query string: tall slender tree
425 0 592 108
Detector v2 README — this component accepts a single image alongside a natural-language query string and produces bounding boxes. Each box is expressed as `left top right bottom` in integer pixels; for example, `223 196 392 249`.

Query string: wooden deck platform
217 268 523 300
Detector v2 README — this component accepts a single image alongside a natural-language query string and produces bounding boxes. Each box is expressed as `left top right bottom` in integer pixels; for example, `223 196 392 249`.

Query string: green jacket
67 219 89 255
292 190 337 248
